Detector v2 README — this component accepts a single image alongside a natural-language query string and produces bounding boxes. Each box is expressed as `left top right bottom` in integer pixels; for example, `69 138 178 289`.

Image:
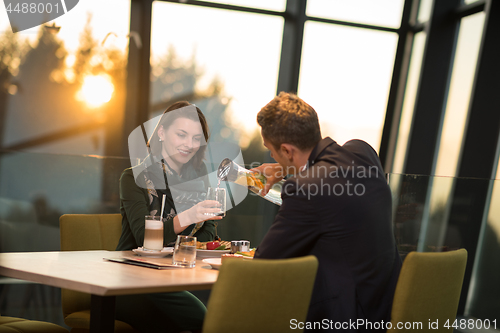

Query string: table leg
90 294 115 333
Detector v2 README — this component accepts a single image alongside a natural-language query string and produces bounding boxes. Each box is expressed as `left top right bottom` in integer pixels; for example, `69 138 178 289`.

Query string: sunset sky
0 0 406 152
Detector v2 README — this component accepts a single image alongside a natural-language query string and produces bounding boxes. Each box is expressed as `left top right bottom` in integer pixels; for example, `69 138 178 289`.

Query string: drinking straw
160 194 166 219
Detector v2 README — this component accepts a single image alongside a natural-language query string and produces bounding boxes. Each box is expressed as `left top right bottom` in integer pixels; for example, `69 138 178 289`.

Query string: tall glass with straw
143 194 166 251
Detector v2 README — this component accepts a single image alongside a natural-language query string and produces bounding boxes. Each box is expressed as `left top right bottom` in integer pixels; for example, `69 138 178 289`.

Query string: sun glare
76 74 115 108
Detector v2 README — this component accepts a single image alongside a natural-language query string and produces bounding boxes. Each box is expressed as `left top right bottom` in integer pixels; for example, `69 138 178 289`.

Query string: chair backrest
60 214 122 251
389 249 468 332
202 255 319 333
59 214 123 318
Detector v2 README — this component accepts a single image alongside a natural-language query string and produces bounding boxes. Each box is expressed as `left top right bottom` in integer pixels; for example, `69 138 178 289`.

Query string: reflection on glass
389 173 489 255
417 176 454 251
389 173 429 255
419 13 485 252
0 149 269 258
150 1 283 148
298 21 398 150
465 162 500 321
418 0 433 22
392 32 426 173
306 0 405 29
464 0 480 4
434 13 485 178
196 0 285 11
0 151 129 326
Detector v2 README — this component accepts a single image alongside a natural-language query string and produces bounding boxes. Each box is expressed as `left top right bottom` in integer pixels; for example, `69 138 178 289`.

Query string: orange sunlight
76 74 115 108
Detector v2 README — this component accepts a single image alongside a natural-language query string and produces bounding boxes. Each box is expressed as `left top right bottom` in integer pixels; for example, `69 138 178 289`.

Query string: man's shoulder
343 139 372 147
337 139 383 170
342 139 379 159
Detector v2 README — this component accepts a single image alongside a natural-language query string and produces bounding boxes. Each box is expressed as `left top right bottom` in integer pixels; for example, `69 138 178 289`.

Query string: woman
115 101 221 333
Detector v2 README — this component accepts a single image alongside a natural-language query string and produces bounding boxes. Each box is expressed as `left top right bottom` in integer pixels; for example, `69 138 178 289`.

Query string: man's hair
257 92 321 151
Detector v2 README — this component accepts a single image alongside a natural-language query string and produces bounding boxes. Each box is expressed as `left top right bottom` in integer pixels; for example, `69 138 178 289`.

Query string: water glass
204 187 226 217
172 235 197 267
143 216 163 251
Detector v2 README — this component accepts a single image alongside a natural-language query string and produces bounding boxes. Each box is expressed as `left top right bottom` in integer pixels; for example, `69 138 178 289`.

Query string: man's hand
250 163 284 195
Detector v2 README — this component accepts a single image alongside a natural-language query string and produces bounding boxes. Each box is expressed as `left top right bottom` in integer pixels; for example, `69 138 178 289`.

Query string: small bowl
202 258 222 270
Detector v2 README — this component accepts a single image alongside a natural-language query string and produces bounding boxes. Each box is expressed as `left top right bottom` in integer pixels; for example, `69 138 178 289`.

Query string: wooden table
0 250 219 332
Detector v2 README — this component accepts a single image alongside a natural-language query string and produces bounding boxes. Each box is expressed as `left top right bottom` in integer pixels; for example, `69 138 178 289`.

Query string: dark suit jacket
255 137 401 331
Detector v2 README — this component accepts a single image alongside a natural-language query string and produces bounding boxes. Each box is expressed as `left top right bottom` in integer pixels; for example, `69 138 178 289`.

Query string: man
253 92 401 332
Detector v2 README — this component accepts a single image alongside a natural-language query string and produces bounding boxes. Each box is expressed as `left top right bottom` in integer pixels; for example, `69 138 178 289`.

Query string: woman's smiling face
158 117 204 172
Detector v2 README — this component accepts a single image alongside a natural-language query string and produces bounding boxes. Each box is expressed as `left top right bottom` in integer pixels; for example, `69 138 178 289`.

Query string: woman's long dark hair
147 101 210 170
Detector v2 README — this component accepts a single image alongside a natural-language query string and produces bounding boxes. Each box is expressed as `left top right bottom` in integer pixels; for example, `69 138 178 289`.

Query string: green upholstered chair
202 255 319 333
59 214 140 333
388 249 468 332
0 313 69 332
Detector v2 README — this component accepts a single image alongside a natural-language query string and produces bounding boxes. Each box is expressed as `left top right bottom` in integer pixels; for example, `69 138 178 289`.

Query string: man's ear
280 143 295 161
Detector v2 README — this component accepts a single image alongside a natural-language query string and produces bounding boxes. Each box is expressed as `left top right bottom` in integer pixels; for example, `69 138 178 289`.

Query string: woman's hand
250 163 284 195
176 200 223 228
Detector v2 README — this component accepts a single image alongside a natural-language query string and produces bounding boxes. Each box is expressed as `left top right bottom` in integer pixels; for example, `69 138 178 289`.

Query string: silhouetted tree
0 29 29 147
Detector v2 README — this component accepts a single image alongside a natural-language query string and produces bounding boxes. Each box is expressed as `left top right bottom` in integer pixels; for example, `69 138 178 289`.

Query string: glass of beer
143 216 164 251
172 235 197 267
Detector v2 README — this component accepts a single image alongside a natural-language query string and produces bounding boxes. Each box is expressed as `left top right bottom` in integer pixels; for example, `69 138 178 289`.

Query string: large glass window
434 13 485 178
196 0 286 12
1 0 131 155
298 22 398 151
0 3 131 324
0 0 131 246
392 32 426 174
150 2 283 148
306 0 404 29
418 13 485 250
418 0 434 23
149 2 283 245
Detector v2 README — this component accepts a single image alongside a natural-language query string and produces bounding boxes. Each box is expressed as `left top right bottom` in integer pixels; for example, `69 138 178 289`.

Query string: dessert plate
132 247 174 257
